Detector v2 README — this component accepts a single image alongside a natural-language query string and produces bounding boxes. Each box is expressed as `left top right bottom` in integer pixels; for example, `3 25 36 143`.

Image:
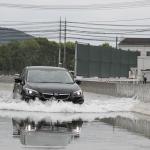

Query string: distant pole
74 41 78 77
116 36 118 50
58 17 62 67
63 18 67 68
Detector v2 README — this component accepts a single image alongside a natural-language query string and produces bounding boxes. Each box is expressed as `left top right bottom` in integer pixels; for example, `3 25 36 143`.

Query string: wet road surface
0 112 150 150
0 83 150 150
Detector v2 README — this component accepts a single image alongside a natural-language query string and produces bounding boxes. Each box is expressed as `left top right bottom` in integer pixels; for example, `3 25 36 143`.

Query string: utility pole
74 41 78 77
58 17 62 67
63 19 67 68
116 36 118 50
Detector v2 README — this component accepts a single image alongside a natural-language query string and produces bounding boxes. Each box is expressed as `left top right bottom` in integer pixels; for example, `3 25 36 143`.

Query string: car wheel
24 98 30 103
73 98 84 105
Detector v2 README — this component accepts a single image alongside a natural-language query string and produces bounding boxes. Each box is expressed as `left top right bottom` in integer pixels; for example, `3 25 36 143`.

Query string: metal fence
75 43 139 78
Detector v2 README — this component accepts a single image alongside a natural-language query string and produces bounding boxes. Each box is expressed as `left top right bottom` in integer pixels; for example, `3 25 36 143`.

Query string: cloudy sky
0 0 149 22
0 0 150 44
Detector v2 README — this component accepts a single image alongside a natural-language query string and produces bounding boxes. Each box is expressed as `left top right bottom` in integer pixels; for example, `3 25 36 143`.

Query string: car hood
25 82 80 94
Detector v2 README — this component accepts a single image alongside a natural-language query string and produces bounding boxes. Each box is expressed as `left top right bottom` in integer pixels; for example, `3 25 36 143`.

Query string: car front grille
43 93 70 100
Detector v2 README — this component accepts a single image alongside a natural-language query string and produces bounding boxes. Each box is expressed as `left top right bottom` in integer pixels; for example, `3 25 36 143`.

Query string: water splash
0 90 138 113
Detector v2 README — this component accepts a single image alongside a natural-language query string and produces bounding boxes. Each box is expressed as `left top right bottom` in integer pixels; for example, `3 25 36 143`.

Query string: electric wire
1 19 150 44
68 21 150 27
0 1 150 10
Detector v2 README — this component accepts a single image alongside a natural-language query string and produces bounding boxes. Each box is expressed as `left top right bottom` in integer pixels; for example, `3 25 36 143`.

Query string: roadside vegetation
0 38 75 74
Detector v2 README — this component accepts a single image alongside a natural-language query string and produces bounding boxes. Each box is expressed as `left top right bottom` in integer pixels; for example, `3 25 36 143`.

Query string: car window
27 69 74 84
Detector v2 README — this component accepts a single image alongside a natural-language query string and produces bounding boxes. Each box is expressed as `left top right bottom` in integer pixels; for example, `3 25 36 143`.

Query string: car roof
25 66 66 71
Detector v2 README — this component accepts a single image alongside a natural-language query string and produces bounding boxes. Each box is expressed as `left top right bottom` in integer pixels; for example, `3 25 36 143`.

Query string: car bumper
24 94 84 104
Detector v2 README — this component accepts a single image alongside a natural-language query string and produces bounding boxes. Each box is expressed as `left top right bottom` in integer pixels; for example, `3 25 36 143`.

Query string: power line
123 28 150 34
0 1 150 10
1 19 150 44
0 26 150 39
12 26 59 30
67 29 150 36
1 20 150 28
66 36 116 42
0 36 58 42
0 29 59 33
66 33 116 39
68 21 150 27
0 33 58 38
91 17 150 23
67 25 149 32
0 25 59 30
0 22 58 26
2 16 150 25
23 29 60 33
1 29 149 39
1 23 148 32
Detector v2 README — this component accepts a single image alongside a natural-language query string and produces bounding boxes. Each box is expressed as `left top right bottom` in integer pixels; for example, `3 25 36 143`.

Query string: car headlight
25 88 38 95
73 90 83 97
72 126 81 136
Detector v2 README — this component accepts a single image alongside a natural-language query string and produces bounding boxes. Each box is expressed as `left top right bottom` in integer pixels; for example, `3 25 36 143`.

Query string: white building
118 38 150 81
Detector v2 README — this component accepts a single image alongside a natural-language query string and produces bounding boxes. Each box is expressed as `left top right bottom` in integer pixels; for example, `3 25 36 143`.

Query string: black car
13 66 84 104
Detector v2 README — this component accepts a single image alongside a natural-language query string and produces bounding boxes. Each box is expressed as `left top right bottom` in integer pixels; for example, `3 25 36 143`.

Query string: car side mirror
75 80 82 85
15 77 22 83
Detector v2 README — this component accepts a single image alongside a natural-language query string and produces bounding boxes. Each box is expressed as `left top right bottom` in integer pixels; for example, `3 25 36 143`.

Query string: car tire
73 98 84 105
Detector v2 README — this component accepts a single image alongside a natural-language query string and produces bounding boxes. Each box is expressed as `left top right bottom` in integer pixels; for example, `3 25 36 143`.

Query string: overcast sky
0 0 150 45
0 0 149 22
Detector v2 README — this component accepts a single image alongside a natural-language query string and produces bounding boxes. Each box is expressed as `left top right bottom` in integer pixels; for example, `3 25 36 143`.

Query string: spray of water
0 90 138 113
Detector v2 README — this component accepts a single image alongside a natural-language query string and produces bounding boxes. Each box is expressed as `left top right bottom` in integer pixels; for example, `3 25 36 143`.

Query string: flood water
0 83 150 150
1 112 150 150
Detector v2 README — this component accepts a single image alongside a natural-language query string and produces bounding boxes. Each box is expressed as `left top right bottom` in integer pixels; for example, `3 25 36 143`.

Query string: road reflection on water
1 111 150 150
99 114 150 139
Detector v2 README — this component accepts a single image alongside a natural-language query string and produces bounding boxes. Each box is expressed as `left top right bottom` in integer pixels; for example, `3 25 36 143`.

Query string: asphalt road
0 83 150 150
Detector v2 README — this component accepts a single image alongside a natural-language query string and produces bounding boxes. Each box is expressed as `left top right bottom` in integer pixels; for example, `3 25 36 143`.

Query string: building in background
119 38 150 81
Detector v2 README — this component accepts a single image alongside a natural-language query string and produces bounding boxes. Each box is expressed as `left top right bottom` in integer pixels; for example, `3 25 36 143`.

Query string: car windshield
27 69 74 84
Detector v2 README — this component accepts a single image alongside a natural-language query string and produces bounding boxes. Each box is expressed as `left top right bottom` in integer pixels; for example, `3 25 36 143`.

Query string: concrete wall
81 81 117 97
81 81 150 102
116 83 150 102
81 80 150 115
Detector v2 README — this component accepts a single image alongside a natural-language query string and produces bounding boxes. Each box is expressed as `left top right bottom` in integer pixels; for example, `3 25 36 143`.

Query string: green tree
101 43 112 48
0 38 75 74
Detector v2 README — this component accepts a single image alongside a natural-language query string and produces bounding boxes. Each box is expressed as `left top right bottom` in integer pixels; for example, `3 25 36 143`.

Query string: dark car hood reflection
12 118 83 148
